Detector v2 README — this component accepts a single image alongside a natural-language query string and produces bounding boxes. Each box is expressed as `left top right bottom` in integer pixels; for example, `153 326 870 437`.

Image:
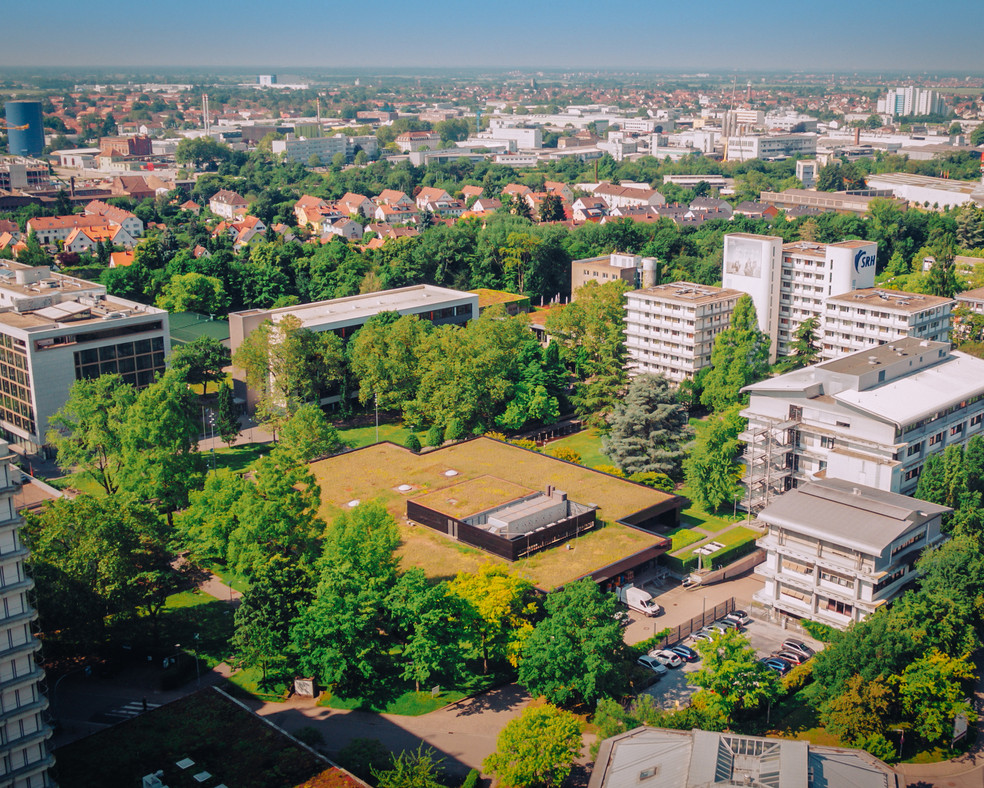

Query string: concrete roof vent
868 355 879 365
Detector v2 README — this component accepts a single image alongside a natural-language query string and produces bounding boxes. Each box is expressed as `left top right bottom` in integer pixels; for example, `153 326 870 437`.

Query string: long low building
753 478 949 628
864 172 984 209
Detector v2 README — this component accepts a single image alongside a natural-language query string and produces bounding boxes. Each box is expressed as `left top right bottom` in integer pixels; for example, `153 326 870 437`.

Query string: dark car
773 650 808 665
760 657 791 675
670 644 700 662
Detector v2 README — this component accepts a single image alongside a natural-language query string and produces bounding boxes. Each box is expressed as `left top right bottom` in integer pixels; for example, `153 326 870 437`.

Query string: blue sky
3 0 983 71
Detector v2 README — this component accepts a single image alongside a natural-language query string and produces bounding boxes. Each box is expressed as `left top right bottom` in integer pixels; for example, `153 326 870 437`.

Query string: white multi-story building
624 282 743 382
821 289 954 361
740 337 984 510
0 442 54 786
271 134 348 164
876 86 947 117
753 478 949 629
0 263 169 454
723 234 877 362
725 133 817 161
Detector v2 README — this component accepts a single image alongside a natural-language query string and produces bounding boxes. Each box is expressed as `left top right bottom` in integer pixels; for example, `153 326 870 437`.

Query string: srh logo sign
854 248 876 273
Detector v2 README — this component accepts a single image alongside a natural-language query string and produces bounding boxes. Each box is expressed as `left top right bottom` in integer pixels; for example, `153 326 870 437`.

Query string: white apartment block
725 133 817 161
0 444 54 786
821 289 953 361
753 478 949 629
271 134 348 164
624 282 743 382
877 86 947 117
0 263 169 454
722 234 877 362
740 337 984 511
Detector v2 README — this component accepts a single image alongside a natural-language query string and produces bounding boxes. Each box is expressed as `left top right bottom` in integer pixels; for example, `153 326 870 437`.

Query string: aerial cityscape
2 4 984 786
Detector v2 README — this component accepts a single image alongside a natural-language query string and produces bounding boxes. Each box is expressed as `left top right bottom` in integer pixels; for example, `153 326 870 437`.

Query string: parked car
636 655 669 676
705 622 730 636
690 630 715 643
773 650 808 665
669 644 700 663
724 610 751 626
759 657 791 675
648 649 683 668
717 618 742 630
781 639 815 659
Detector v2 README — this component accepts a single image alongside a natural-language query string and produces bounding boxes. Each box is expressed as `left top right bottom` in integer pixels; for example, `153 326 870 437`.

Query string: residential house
336 192 375 218
469 197 501 214
374 204 417 224
571 196 609 222
84 200 144 238
209 190 249 220
394 131 441 152
109 251 135 268
733 201 779 220
179 200 201 215
415 187 453 210
592 182 665 210
544 180 574 202
688 196 733 218
322 217 364 242
374 190 415 209
460 185 484 200
27 215 110 245
501 183 533 200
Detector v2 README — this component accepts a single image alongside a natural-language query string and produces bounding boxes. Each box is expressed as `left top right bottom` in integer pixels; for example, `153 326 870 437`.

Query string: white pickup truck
616 584 663 617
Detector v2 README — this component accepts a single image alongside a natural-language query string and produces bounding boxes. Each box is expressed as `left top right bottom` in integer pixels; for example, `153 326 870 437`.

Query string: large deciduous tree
276 403 344 464
169 335 231 396
603 374 692 479
484 704 582 788
700 295 770 413
690 629 782 721
683 403 745 512
348 312 431 410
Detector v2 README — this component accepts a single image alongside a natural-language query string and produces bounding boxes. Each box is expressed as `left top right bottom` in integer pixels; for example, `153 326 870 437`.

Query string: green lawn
204 562 251 594
212 444 270 473
318 687 470 716
225 665 288 702
543 428 611 468
676 525 760 559
337 422 415 449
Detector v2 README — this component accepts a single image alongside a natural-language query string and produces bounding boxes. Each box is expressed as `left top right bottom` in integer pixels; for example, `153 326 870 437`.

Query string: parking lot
638 611 825 708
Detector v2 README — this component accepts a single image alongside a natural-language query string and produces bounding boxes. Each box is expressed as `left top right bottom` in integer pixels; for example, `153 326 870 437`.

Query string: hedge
660 534 759 575
670 528 704 552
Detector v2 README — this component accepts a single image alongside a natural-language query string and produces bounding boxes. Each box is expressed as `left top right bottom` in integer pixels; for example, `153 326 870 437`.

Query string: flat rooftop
631 281 743 305
230 284 474 330
867 172 983 195
826 288 954 312
817 336 948 376
956 286 984 302
308 438 682 589
0 294 163 333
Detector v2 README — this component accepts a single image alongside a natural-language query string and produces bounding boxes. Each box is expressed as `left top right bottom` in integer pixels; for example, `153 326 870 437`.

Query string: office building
795 159 817 188
725 133 817 161
590 727 900 788
753 478 949 629
0 442 54 786
0 262 169 453
229 285 478 411
571 253 657 293
821 289 953 360
740 337 984 510
877 86 947 118
0 158 49 192
271 134 348 165
624 282 743 382
864 172 984 210
722 234 877 361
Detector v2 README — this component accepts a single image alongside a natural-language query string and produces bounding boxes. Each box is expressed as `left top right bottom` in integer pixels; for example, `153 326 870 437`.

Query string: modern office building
0 441 54 786
876 86 947 118
3 103 44 158
229 285 478 411
590 727 901 788
821 288 953 360
624 282 743 382
753 478 949 628
722 234 877 361
571 253 657 294
739 337 984 510
864 172 984 210
0 262 169 454
724 133 817 161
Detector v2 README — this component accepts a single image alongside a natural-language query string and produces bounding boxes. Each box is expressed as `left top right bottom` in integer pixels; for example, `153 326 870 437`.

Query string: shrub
632 628 672 656
405 433 421 452
670 528 704 551
460 768 480 788
425 425 444 447
782 661 813 694
445 418 465 442
629 471 675 491
593 464 626 477
860 732 896 762
509 439 539 451
802 620 838 643
549 446 582 464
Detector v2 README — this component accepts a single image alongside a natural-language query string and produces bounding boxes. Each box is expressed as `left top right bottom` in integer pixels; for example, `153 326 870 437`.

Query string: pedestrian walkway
91 700 161 724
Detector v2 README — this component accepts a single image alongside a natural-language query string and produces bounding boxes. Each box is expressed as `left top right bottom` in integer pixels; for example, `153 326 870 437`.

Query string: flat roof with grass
308 437 684 589
410 475 535 518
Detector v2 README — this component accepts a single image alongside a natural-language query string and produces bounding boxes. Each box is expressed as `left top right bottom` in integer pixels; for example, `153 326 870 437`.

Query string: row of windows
75 337 167 391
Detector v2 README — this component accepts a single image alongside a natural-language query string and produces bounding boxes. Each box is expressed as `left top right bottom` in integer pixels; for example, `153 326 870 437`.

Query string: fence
651 597 737 650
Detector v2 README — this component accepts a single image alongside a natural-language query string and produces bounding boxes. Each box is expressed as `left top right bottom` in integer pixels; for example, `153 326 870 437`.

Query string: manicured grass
544 428 611 468
676 525 760 559
225 665 287 702
46 472 107 497
318 688 468 716
204 562 251 594
158 590 235 668
212 443 270 473
337 422 415 449
669 528 705 552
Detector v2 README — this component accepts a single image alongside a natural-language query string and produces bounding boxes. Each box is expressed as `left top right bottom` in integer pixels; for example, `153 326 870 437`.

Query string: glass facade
0 337 34 435
74 336 167 389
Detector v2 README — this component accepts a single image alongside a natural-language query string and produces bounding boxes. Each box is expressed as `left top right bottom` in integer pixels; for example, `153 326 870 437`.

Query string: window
973 413 983 427
892 530 926 556
929 431 945 446
904 466 922 481
75 336 165 390
951 423 964 437
820 436 835 449
907 442 922 457
819 569 853 588
824 599 853 616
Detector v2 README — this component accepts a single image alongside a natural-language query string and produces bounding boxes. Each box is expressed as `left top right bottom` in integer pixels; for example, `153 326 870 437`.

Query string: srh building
624 282 743 382
229 285 477 412
753 478 949 629
821 288 953 360
0 442 54 785
571 253 657 293
722 234 877 362
740 337 984 510
0 263 169 453
724 133 817 161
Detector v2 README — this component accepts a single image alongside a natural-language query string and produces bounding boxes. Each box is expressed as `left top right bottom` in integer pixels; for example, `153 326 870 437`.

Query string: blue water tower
5 101 44 156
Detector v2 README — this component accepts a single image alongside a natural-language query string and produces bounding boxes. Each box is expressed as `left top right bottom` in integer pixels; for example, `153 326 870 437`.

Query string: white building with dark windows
821 288 953 361
740 337 984 511
753 479 949 629
624 282 743 382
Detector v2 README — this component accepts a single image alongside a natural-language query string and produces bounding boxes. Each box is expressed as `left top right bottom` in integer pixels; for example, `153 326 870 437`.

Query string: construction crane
0 121 29 132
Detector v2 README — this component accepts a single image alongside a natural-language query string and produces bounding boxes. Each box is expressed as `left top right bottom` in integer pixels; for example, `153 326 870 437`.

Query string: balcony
0 637 42 661
0 665 44 694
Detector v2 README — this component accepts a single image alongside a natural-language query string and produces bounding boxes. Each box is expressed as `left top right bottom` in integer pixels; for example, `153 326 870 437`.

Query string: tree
925 239 963 299
955 205 984 250
820 674 896 745
449 564 538 673
232 554 313 687
684 404 746 511
603 374 692 479
175 136 232 168
276 403 344 463
700 295 770 413
47 375 136 495
214 382 240 447
517 579 627 706
538 194 566 223
791 317 820 367
169 335 230 396
293 502 401 702
157 272 229 314
899 650 974 745
118 370 206 522
484 704 582 788
970 125 984 147
348 313 431 409
373 746 446 788
690 629 782 720
175 469 251 563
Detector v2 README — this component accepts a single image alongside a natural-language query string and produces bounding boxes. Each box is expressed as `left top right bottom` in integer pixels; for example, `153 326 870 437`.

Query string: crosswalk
92 700 160 724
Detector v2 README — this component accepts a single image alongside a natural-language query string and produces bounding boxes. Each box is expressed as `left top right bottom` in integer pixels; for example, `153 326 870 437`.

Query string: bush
337 738 391 783
294 726 324 747
444 418 465 442
405 433 421 452
548 446 582 464
509 439 539 451
460 768 480 788
670 528 704 551
632 628 672 656
629 471 675 491
782 661 813 694
425 425 444 447
802 620 838 643
593 464 626 477
860 732 897 762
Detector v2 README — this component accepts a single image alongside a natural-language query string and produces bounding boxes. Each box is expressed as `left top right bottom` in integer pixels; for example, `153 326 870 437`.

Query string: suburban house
209 189 249 220
572 196 609 222
374 189 415 208
415 187 452 210
753 478 949 628
336 192 375 218
592 182 666 209
83 200 144 238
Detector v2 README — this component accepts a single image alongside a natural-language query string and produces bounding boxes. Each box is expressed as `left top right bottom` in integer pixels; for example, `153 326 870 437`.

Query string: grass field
318 688 469 716
338 422 415 449
545 428 611 468
675 525 760 559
